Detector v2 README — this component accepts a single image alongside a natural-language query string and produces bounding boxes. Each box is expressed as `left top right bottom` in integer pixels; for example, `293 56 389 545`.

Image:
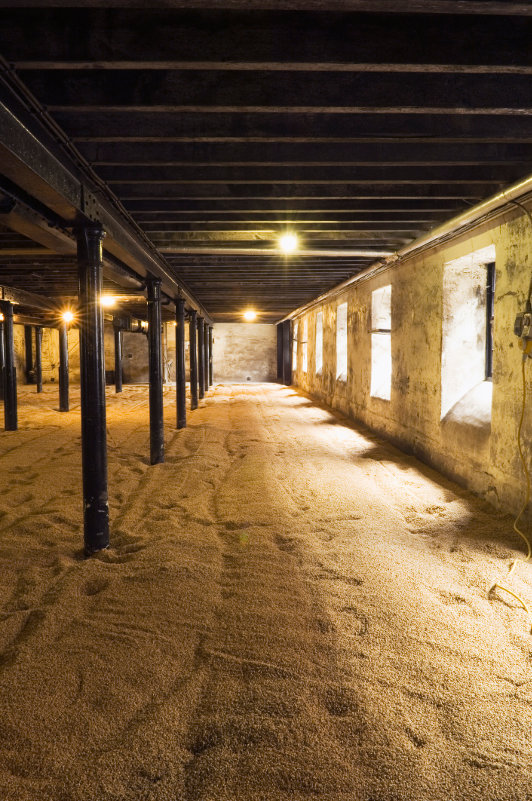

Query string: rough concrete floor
0 383 532 801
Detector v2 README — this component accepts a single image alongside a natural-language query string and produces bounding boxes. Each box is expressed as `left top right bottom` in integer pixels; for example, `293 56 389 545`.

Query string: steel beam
282 319 292 386
208 325 213 387
277 323 283 381
197 315 205 400
58 321 69 412
175 297 186 428
147 277 164 464
24 324 34 384
0 300 17 430
34 325 43 392
0 317 4 401
114 325 123 393
189 308 198 411
203 320 209 392
77 221 110 555
0 101 211 322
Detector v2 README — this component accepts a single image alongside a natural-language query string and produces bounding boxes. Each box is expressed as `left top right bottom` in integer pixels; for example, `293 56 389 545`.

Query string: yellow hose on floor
490 358 532 622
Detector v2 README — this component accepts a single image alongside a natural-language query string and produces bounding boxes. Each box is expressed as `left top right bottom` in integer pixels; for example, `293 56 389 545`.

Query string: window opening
370 285 392 401
441 245 495 421
292 321 298 370
315 311 323 374
336 303 348 380
302 319 308 372
485 262 496 380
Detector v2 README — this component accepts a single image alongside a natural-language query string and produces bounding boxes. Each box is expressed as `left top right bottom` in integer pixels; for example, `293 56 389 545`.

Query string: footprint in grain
323 685 359 717
341 606 368 635
84 577 109 597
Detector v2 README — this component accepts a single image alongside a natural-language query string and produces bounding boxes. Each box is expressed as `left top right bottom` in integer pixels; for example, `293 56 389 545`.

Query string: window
292 321 298 370
370 285 392 400
485 262 495 380
441 245 495 421
302 318 308 373
315 311 323 374
336 302 348 380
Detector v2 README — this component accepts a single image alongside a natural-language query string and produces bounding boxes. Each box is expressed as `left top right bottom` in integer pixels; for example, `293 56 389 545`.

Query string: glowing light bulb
62 310 74 323
0 313 4 322
279 232 299 255
243 310 257 322
101 295 116 308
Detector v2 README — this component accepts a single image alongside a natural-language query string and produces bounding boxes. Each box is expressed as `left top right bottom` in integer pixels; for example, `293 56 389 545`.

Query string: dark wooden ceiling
0 2 531 322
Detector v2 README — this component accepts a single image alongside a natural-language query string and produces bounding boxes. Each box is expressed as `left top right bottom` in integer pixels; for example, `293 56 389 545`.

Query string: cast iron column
34 326 43 393
24 325 34 384
197 315 205 400
277 324 283 381
77 221 109 554
208 325 213 387
189 309 198 411
58 322 69 412
203 320 209 392
114 325 123 393
0 316 5 402
147 277 164 465
0 301 17 430
176 298 186 429
282 319 292 386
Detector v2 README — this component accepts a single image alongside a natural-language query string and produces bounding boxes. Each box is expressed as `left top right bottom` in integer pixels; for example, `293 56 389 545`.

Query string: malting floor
0 382 532 801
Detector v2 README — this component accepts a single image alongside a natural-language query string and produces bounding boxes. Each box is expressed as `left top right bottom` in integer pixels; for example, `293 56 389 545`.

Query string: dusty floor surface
1 383 532 801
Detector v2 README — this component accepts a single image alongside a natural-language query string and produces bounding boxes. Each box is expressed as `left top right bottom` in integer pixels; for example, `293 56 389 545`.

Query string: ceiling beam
78 139 532 165
2 9 530 70
100 165 532 184
18 70 532 114
60 112 532 143
4 2 532 14
114 183 493 199
124 198 467 212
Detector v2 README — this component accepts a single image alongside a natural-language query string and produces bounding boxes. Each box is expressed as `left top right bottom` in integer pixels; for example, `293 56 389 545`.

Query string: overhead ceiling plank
78 139 532 165
18 70 532 114
60 112 532 143
3 2 531 15
2 9 530 67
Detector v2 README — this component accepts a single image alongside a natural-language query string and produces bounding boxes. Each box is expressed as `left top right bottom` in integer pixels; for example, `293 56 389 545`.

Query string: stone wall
212 323 277 383
12 324 80 385
291 209 532 517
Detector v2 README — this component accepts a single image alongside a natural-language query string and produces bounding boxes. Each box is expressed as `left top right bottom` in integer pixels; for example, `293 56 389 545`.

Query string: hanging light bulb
278 232 299 255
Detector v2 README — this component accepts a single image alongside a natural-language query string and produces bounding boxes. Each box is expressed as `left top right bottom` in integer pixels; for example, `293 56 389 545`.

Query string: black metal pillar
176 298 186 429
147 277 164 465
189 309 198 411
77 221 109 554
0 301 17 430
203 320 209 392
24 324 34 384
0 317 5 402
208 325 213 387
277 324 283 381
282 319 292 386
58 322 70 412
114 326 123 393
197 315 205 400
34 326 43 393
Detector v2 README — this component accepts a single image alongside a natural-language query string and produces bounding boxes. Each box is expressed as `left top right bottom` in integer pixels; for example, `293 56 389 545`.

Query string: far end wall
213 323 277 383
